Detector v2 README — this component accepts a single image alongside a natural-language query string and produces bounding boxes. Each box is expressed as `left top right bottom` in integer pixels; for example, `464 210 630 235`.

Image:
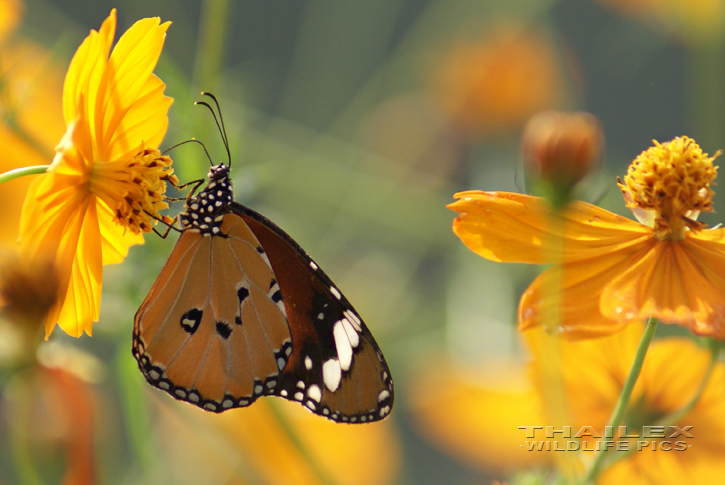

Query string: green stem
0 166 49 185
604 338 720 470
582 317 659 484
192 0 230 91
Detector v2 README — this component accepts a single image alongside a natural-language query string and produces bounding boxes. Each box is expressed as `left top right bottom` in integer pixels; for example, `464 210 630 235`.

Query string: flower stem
0 166 49 185
582 317 658 484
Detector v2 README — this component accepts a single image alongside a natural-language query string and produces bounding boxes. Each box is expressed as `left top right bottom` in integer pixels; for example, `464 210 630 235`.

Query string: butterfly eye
133 95 393 422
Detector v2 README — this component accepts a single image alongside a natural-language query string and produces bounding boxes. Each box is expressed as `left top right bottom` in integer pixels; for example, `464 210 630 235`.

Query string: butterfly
132 93 393 423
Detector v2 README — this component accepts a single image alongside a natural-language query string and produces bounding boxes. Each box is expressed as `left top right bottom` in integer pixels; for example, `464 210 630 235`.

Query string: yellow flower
409 325 725 483
18 10 175 338
449 137 725 339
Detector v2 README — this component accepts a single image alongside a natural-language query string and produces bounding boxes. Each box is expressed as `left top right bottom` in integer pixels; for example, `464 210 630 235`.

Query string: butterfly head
208 163 230 182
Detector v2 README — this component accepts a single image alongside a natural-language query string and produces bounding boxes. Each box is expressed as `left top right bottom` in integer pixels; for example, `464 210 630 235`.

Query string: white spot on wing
340 317 359 348
344 310 362 331
309 261 318 270
378 390 390 402
305 356 313 370
323 358 342 392
333 321 353 371
307 384 322 402
330 286 342 300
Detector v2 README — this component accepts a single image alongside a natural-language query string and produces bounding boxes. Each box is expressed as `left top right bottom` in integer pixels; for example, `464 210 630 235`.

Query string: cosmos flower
449 136 725 339
18 10 176 338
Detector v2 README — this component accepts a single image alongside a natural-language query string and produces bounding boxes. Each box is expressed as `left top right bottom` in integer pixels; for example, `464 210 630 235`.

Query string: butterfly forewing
133 162 393 422
238 204 394 422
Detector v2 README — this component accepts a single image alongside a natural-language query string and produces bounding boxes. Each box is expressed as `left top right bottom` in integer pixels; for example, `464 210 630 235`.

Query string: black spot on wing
180 308 203 334
237 287 249 303
216 321 232 339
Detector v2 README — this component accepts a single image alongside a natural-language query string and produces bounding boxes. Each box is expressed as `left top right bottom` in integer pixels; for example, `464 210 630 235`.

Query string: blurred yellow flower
153 398 401 485
18 9 175 338
0 0 65 247
432 25 563 139
409 360 549 475
410 325 725 483
0 0 21 42
449 137 725 339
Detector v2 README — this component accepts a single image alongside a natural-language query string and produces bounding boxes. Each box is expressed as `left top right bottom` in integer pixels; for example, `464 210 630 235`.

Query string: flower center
618 136 720 240
89 148 178 234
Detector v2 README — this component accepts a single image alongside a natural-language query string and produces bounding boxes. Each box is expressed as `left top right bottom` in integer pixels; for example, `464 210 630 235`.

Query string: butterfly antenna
195 92 232 168
163 138 214 167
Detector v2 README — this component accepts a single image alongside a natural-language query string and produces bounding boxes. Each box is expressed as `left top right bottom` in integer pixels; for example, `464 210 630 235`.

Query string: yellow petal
448 191 649 264
98 199 143 265
44 198 102 338
519 239 654 339
106 74 171 161
602 235 725 338
97 17 170 160
63 10 115 128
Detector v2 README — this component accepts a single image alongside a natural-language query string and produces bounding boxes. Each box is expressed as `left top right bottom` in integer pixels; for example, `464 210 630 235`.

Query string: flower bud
522 111 603 204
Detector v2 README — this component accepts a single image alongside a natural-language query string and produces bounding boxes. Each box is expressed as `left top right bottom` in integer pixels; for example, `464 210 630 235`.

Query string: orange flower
17 10 175 338
449 136 725 339
432 25 563 138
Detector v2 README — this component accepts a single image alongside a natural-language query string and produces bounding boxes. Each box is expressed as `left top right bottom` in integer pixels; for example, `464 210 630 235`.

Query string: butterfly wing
133 215 292 412
235 203 394 423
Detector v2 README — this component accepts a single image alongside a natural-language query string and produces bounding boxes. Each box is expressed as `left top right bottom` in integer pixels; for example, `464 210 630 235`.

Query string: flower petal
63 10 115 128
96 16 171 160
602 232 725 338
518 237 655 339
448 191 649 264
106 74 171 161
98 199 143 265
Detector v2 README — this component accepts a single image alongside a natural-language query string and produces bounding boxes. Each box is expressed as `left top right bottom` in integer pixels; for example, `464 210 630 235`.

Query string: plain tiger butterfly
132 93 393 423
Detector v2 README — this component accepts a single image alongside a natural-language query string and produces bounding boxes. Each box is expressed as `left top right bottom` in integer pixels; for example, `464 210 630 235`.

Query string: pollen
619 136 720 240
90 148 178 234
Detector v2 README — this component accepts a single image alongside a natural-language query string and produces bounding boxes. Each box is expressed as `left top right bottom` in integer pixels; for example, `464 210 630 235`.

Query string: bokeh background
1 0 724 484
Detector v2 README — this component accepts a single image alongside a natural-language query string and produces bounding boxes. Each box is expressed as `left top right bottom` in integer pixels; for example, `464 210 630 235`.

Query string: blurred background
1 0 724 483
